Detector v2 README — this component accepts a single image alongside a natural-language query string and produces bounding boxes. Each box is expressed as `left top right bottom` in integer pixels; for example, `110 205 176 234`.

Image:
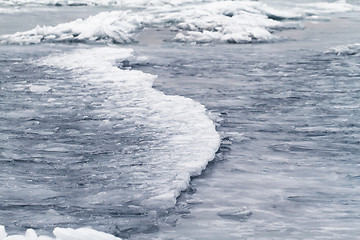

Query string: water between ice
1 0 360 239
0 45 219 238
131 19 360 239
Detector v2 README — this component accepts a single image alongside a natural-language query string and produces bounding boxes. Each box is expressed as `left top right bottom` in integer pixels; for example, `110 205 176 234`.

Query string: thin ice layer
0 225 122 240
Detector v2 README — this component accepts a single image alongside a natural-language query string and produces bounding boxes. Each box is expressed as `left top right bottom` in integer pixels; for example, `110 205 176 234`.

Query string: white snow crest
0 10 152 44
0 226 122 240
169 1 286 43
2 0 359 44
40 46 220 206
0 1 300 44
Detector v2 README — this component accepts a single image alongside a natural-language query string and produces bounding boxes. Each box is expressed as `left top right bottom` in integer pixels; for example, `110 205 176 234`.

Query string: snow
0 1 301 44
39 46 220 206
0 226 122 240
2 0 359 44
0 11 152 44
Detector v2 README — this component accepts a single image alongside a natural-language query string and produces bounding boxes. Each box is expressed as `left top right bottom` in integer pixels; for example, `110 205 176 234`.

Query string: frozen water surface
134 18 360 240
1 0 360 239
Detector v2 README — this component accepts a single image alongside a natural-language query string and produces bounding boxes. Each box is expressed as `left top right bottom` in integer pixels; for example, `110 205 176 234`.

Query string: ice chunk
53 227 121 240
0 226 7 240
29 85 51 93
217 207 253 222
326 43 360 56
164 1 295 43
0 11 152 44
24 230 37 240
0 1 303 44
4 0 359 45
0 226 122 240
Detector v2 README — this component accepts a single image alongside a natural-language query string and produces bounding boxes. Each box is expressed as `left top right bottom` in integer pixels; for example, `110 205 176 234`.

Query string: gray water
1 2 360 240
132 18 360 239
0 44 165 237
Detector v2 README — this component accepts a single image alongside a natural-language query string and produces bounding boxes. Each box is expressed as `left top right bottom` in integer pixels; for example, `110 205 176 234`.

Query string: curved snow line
0 45 220 240
39 46 220 205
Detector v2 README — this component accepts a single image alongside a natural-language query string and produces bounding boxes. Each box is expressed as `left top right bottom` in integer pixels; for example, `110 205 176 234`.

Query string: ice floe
0 1 297 44
0 226 122 240
1 0 359 44
327 43 360 56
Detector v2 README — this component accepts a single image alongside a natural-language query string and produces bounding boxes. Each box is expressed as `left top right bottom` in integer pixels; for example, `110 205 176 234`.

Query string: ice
53 227 122 240
0 11 152 44
0 0 204 7
0 44 220 235
39 45 220 207
297 0 360 15
2 0 359 44
326 43 360 56
169 1 301 43
0 1 302 44
0 226 122 240
29 85 51 93
217 207 253 222
0 226 6 240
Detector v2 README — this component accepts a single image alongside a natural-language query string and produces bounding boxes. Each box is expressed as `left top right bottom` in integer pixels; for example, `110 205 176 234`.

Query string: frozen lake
1 0 360 239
